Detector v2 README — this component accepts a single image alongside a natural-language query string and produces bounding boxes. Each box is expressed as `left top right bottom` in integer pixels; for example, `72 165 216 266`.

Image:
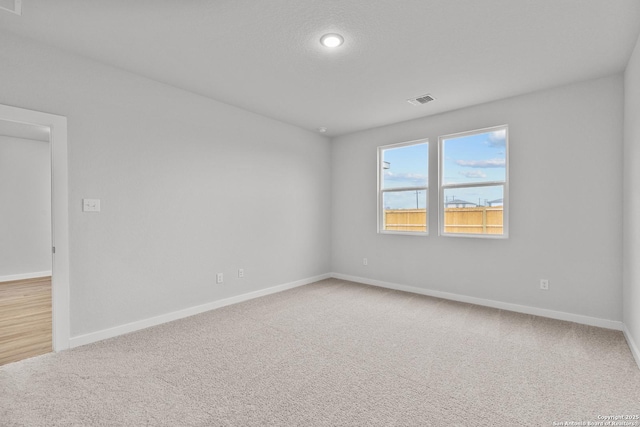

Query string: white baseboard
331 273 624 331
622 324 640 370
0 271 52 283
65 271 640 371
69 273 331 348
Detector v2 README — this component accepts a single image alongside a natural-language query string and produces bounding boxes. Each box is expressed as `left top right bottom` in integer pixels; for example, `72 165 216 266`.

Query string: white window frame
377 139 429 236
438 125 509 239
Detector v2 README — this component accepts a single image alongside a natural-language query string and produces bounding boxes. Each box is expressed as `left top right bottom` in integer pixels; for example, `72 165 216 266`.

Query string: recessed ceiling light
320 34 344 48
317 127 328 133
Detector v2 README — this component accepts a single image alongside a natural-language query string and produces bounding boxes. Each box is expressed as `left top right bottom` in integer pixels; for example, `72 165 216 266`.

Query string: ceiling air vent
0 0 21 15
407 94 435 106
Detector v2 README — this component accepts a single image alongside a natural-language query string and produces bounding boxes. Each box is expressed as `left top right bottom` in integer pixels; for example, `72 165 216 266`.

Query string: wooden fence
384 209 427 232
384 207 504 234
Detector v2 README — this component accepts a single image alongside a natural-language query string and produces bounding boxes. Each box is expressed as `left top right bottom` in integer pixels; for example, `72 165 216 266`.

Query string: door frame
0 103 70 351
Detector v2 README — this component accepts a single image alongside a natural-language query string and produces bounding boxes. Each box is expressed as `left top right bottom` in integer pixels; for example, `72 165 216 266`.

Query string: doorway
0 104 69 359
0 119 53 364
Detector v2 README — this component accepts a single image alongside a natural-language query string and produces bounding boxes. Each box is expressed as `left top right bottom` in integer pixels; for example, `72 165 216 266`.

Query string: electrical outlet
363 258 368 266
540 279 549 290
216 273 223 284
238 269 244 278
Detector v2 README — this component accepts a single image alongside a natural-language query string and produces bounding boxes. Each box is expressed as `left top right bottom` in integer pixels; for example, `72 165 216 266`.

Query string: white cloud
487 129 506 147
384 171 427 184
459 170 487 179
456 158 505 168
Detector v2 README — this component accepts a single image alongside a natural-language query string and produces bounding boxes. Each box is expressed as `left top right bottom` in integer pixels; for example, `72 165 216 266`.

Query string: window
439 125 508 238
378 139 428 234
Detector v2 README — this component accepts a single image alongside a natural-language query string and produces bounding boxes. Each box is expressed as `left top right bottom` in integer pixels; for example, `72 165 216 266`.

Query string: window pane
382 190 427 232
382 143 428 189
443 185 503 235
442 128 506 185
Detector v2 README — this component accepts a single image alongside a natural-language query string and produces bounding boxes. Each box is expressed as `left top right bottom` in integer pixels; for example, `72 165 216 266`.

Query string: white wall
0 135 51 277
623 33 640 358
0 26 630 343
332 75 624 322
0 31 331 337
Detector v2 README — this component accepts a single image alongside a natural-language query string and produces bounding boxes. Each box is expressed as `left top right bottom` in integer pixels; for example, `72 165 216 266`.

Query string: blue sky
442 129 506 185
442 128 506 205
381 129 506 209
381 142 428 209
381 142 428 189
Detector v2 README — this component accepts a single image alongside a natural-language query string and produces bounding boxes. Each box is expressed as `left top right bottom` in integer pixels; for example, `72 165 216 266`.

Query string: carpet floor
1 279 639 426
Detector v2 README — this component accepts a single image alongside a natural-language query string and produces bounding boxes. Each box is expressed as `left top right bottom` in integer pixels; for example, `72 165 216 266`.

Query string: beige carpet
1 279 639 426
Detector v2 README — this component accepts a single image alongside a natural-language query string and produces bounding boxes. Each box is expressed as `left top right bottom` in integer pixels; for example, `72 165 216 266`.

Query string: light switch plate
82 198 101 212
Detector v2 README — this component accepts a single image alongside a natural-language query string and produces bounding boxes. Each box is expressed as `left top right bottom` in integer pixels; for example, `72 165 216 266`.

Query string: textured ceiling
1 1 639 136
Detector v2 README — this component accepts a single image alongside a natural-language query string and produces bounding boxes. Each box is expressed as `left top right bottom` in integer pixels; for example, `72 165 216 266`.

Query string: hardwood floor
0 276 52 366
